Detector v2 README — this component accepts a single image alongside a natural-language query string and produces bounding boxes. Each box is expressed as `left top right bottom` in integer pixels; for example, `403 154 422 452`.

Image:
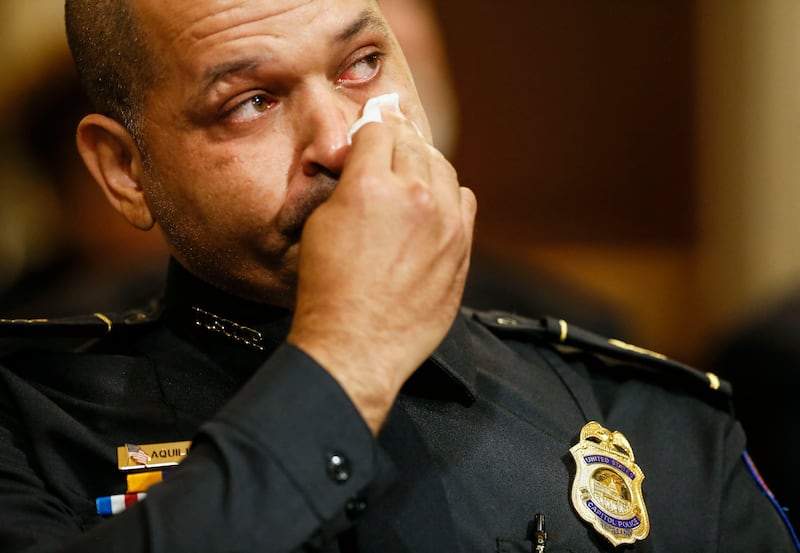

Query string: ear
76 114 155 230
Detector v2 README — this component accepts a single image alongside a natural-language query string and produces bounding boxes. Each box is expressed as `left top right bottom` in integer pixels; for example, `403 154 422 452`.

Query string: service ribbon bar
96 493 147 516
126 470 171 493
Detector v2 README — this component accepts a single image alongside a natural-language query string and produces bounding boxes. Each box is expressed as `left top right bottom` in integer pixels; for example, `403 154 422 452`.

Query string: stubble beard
278 173 339 242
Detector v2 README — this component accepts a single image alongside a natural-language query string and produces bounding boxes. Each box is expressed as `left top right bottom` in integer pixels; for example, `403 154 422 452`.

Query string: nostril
308 163 341 181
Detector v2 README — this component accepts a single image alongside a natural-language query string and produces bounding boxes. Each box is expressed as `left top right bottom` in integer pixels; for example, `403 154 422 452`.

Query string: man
0 0 795 551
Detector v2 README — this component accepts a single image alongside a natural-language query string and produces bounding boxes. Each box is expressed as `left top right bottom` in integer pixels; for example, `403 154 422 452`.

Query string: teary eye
338 53 383 85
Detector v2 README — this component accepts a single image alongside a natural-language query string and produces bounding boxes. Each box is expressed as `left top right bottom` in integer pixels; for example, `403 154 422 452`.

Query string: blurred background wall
0 0 169 317
1 0 799 368
432 0 800 366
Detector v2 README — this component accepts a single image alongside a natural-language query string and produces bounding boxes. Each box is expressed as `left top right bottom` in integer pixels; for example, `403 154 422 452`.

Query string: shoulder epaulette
469 309 731 399
0 302 162 339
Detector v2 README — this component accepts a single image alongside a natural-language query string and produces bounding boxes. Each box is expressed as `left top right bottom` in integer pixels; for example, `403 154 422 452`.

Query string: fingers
458 186 478 273
347 109 427 175
389 126 432 187
348 109 455 198
291 105 478 435
345 106 476 250
346 118 396 175
459 186 478 237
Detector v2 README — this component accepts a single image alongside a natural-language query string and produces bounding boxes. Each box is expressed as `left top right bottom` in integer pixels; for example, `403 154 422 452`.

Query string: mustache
278 173 339 240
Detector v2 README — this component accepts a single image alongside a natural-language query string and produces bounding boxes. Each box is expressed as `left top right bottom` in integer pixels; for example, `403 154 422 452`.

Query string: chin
236 253 300 308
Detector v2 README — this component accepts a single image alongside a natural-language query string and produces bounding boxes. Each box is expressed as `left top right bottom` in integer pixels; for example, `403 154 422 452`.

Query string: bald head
64 0 158 139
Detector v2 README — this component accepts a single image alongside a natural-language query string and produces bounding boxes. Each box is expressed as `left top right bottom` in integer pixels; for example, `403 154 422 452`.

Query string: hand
287 110 477 433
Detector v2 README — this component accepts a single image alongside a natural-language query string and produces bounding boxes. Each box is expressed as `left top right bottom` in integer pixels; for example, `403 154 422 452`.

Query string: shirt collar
409 313 478 406
162 257 478 404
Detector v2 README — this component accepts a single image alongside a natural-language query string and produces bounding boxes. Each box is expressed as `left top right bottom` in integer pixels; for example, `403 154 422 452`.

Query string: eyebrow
333 10 391 45
200 60 262 94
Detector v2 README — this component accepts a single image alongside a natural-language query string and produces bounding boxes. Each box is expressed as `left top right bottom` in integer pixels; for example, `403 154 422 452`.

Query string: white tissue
346 92 400 145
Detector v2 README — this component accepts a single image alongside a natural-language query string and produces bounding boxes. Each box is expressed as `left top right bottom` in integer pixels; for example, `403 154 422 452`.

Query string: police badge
570 421 650 546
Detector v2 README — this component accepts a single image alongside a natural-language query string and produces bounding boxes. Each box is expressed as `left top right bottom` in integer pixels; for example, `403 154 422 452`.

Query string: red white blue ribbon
96 493 147 516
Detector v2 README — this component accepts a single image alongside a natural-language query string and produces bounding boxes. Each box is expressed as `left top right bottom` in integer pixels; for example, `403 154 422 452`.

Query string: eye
337 52 383 85
228 94 277 122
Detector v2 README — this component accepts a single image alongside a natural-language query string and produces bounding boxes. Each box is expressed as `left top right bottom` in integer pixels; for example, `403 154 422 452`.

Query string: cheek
158 138 286 213
144 144 291 247
384 65 433 143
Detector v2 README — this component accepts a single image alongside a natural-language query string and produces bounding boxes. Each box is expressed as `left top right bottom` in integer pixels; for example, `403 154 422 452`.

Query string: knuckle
461 187 478 214
408 180 435 211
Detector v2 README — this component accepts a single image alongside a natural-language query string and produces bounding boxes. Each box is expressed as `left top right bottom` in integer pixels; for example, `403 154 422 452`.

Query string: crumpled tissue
346 92 400 145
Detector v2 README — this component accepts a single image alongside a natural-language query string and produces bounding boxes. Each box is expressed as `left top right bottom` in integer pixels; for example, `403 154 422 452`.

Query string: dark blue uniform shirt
0 260 796 552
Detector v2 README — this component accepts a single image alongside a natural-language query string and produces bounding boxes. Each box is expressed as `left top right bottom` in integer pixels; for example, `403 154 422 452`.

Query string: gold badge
570 421 650 546
116 441 192 471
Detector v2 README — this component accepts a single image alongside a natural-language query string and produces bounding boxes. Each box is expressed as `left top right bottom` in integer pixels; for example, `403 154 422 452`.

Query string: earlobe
76 114 155 230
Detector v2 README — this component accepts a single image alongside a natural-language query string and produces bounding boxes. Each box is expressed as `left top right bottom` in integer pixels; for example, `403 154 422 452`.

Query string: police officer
0 0 796 551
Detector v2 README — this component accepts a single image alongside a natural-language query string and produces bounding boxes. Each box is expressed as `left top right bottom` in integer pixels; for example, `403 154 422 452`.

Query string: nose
298 88 353 179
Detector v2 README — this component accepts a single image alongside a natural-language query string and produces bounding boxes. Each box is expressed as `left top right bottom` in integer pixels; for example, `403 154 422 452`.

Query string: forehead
135 0 381 55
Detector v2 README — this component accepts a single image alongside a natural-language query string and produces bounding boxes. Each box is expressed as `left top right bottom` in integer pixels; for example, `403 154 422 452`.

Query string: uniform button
345 496 368 520
325 451 352 483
